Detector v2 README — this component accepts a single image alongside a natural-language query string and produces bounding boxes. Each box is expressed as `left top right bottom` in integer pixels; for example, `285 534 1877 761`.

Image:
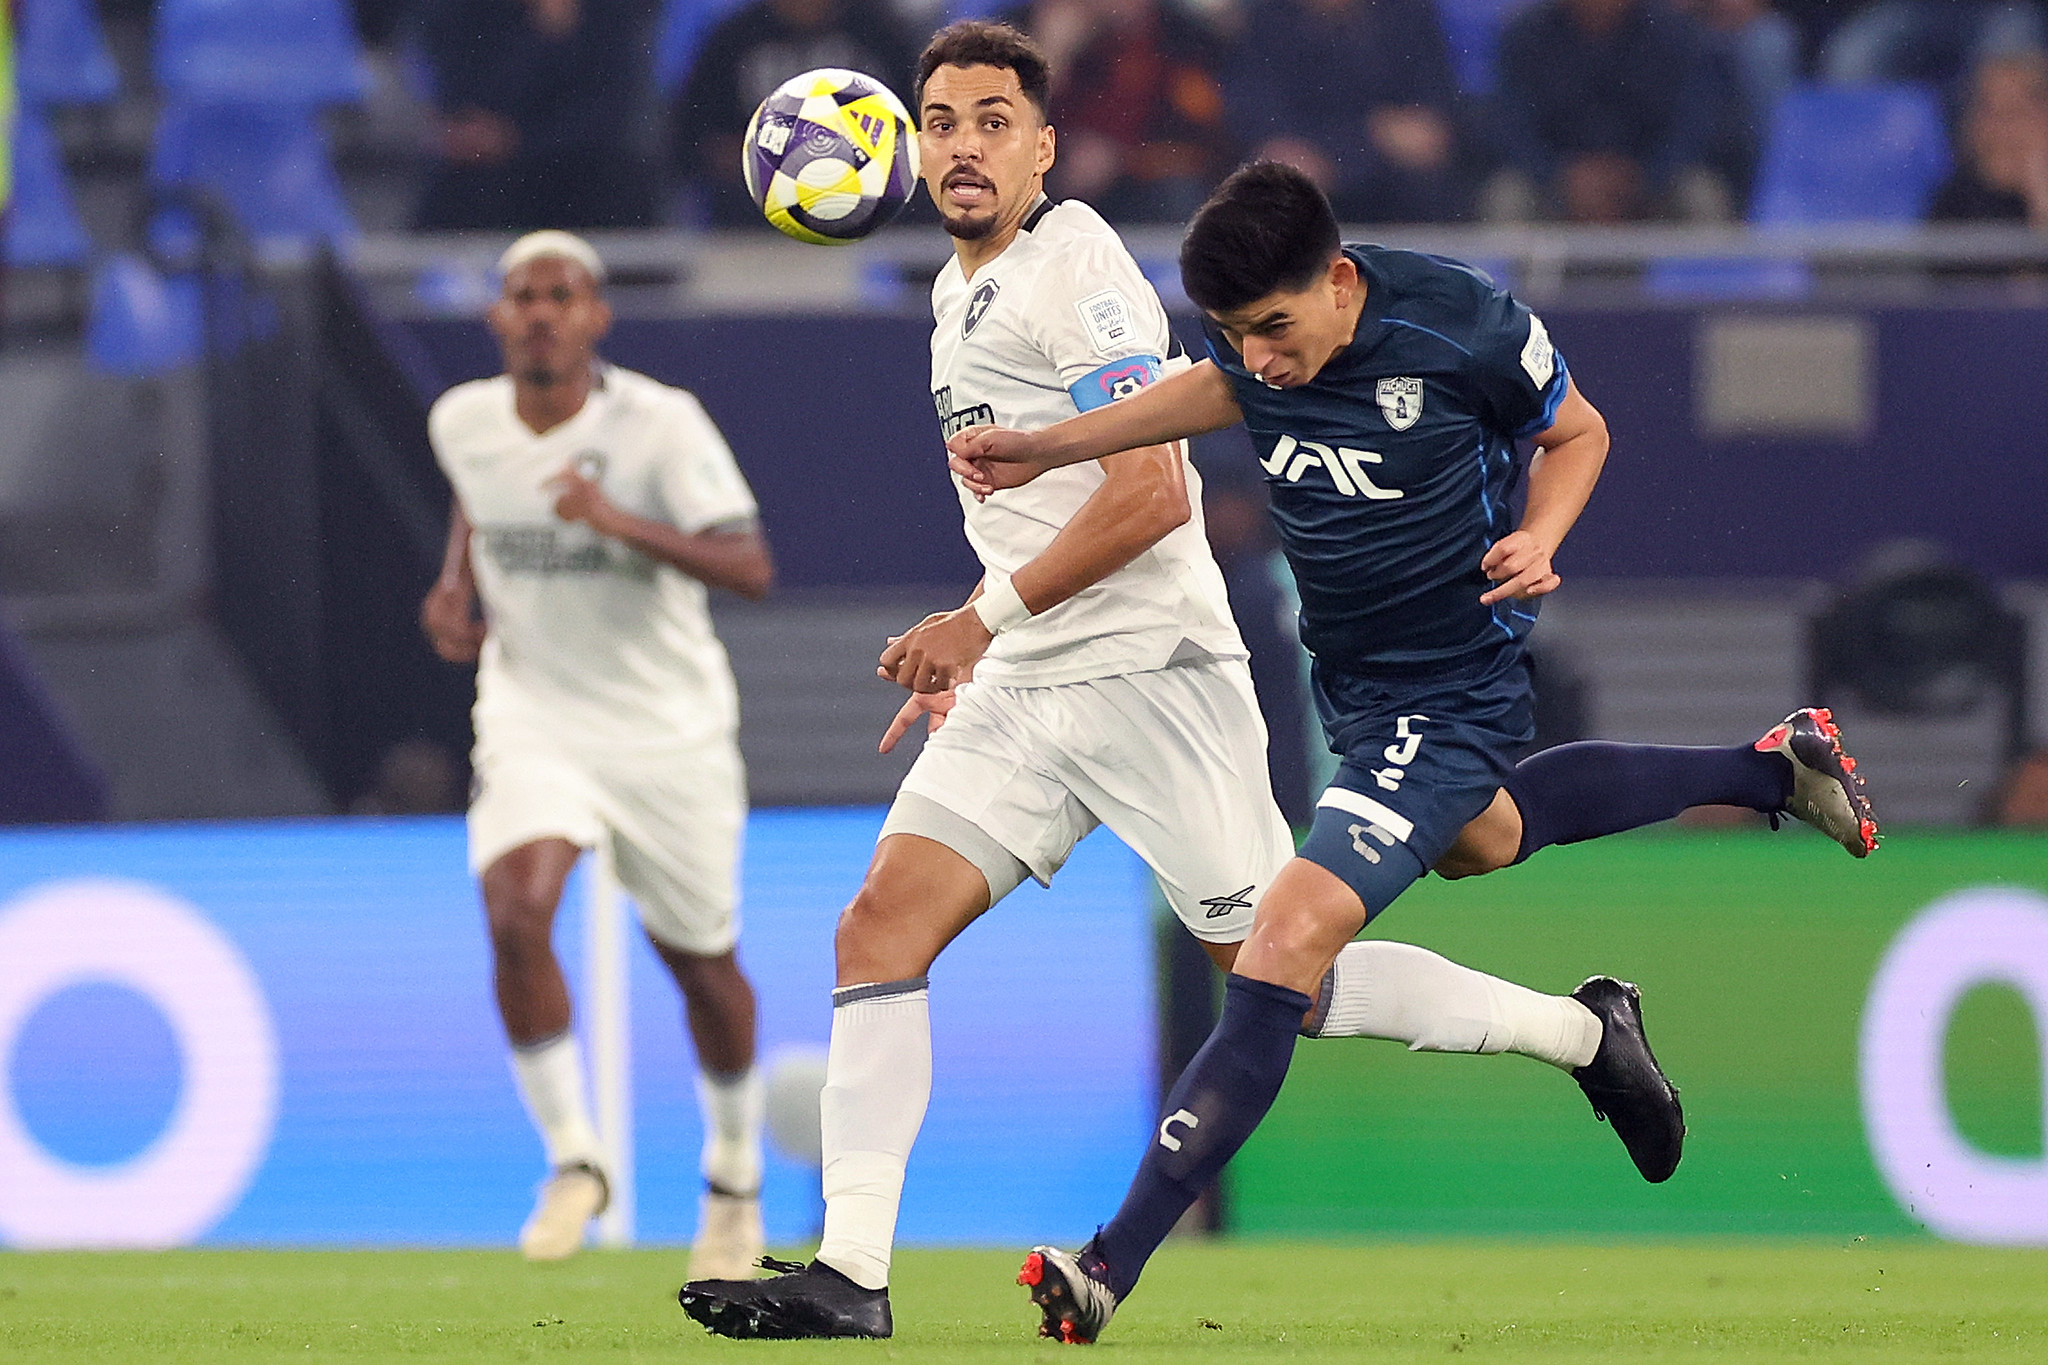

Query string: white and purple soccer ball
742 68 921 245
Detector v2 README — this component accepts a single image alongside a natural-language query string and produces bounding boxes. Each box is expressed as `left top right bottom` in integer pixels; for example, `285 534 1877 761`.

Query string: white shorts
467 724 746 955
890 659 1295 943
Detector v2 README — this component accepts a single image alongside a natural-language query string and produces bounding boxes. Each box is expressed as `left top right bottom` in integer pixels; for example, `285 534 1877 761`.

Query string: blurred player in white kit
421 231 775 1273
679 23 1664 1341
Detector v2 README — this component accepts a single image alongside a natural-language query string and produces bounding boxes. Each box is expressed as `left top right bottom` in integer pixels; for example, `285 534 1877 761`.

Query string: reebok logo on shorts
1200 885 1256 919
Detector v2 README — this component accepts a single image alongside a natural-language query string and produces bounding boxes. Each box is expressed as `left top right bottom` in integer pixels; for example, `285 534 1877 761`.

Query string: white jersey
429 365 759 754
930 199 1245 688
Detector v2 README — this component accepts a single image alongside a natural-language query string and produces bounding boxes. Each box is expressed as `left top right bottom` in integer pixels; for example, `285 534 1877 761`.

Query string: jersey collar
1334 245 1391 368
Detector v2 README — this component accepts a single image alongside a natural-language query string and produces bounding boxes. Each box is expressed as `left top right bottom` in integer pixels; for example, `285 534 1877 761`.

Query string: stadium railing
343 223 2048 317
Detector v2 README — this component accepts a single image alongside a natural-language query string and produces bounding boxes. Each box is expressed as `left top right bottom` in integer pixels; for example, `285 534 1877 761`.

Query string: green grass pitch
3 1242 2043 1362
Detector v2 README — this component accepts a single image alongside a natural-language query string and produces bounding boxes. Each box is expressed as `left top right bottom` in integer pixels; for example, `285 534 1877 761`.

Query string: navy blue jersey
1203 246 1570 673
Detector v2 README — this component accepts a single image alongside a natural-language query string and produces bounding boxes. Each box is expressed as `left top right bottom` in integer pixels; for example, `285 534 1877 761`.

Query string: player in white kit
678 24 1651 1341
421 232 773 1274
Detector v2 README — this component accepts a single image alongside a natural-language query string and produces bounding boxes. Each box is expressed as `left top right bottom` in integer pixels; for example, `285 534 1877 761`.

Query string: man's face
486 257 610 385
1206 255 1358 389
919 63 1055 242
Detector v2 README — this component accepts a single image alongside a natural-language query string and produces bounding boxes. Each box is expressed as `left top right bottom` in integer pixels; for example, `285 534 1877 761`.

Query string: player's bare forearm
1521 379 1607 550
612 514 774 600
947 361 1242 492
421 503 486 663
1479 379 1608 604
875 445 1188 692
547 465 774 598
1012 442 1190 614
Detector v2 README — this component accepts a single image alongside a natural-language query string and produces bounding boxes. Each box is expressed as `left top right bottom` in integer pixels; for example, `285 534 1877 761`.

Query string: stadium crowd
391 0 2048 229
19 0 2048 238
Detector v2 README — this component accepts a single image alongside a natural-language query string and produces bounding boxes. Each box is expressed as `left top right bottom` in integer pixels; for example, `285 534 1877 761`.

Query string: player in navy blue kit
950 162 1879 1344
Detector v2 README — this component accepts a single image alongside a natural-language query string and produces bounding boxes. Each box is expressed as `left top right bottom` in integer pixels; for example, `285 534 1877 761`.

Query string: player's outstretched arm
1480 377 1609 605
421 502 488 663
947 360 1243 496
878 436 1193 694
547 465 775 599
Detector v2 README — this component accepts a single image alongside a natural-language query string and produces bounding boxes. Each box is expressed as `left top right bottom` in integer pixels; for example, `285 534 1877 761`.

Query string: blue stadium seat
150 104 357 250
1435 0 1533 94
16 0 121 106
4 106 93 269
153 0 371 106
1750 83 1951 225
86 253 204 377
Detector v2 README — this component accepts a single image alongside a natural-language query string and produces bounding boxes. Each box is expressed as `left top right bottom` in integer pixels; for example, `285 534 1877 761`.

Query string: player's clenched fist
945 424 1046 499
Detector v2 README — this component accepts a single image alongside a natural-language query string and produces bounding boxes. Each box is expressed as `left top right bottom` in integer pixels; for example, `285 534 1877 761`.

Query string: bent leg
1433 787 1523 878
482 838 605 1175
654 942 756 1076
1503 739 1790 864
482 836 582 1044
817 831 1001 1292
1304 940 1599 1069
1087 857 1361 1301
653 941 763 1202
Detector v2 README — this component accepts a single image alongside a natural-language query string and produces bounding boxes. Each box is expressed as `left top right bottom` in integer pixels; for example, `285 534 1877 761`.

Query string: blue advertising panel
0 812 1154 1248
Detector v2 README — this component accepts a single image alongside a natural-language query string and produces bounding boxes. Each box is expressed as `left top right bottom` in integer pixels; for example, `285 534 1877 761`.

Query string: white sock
815 977 931 1291
510 1031 606 1171
1310 941 1602 1070
697 1065 765 1197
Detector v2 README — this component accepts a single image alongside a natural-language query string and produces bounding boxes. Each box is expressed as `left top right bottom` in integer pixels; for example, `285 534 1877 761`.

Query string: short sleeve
1024 231 1175 411
426 390 461 474
1464 284 1570 439
654 392 760 534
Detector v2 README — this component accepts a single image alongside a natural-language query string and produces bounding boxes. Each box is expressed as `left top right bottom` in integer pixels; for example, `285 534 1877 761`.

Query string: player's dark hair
916 20 1052 121
1179 161 1344 313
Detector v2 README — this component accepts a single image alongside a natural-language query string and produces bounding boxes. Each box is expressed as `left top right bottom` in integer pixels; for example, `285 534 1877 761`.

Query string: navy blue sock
1505 741 1793 862
1090 974 1311 1301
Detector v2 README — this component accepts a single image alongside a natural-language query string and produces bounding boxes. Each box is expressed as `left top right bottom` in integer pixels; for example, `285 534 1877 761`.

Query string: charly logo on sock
1157 1109 1200 1152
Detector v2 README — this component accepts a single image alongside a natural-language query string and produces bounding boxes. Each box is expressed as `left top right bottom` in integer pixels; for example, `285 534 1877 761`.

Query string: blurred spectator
1821 1 2045 89
673 0 918 228
1490 0 1742 223
1929 49 2048 228
1682 0 1799 123
350 738 467 815
1002 0 1229 222
414 0 660 231
1223 0 1468 222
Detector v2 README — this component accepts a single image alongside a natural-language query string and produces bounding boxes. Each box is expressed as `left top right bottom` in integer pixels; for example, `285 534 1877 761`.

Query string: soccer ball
742 68 921 245
762 1045 828 1167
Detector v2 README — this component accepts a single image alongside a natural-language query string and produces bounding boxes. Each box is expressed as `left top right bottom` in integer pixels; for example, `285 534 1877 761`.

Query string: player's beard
940 204 999 241
938 171 1000 240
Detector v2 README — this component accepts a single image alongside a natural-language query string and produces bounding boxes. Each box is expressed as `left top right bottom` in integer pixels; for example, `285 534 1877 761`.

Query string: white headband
498 230 607 284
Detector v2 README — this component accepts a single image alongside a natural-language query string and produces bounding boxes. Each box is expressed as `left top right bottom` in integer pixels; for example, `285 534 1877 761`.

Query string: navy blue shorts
1297 643 1535 919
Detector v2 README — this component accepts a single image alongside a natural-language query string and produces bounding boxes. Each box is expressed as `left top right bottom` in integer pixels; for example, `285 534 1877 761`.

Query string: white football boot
688 1189 766 1282
518 1162 608 1261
